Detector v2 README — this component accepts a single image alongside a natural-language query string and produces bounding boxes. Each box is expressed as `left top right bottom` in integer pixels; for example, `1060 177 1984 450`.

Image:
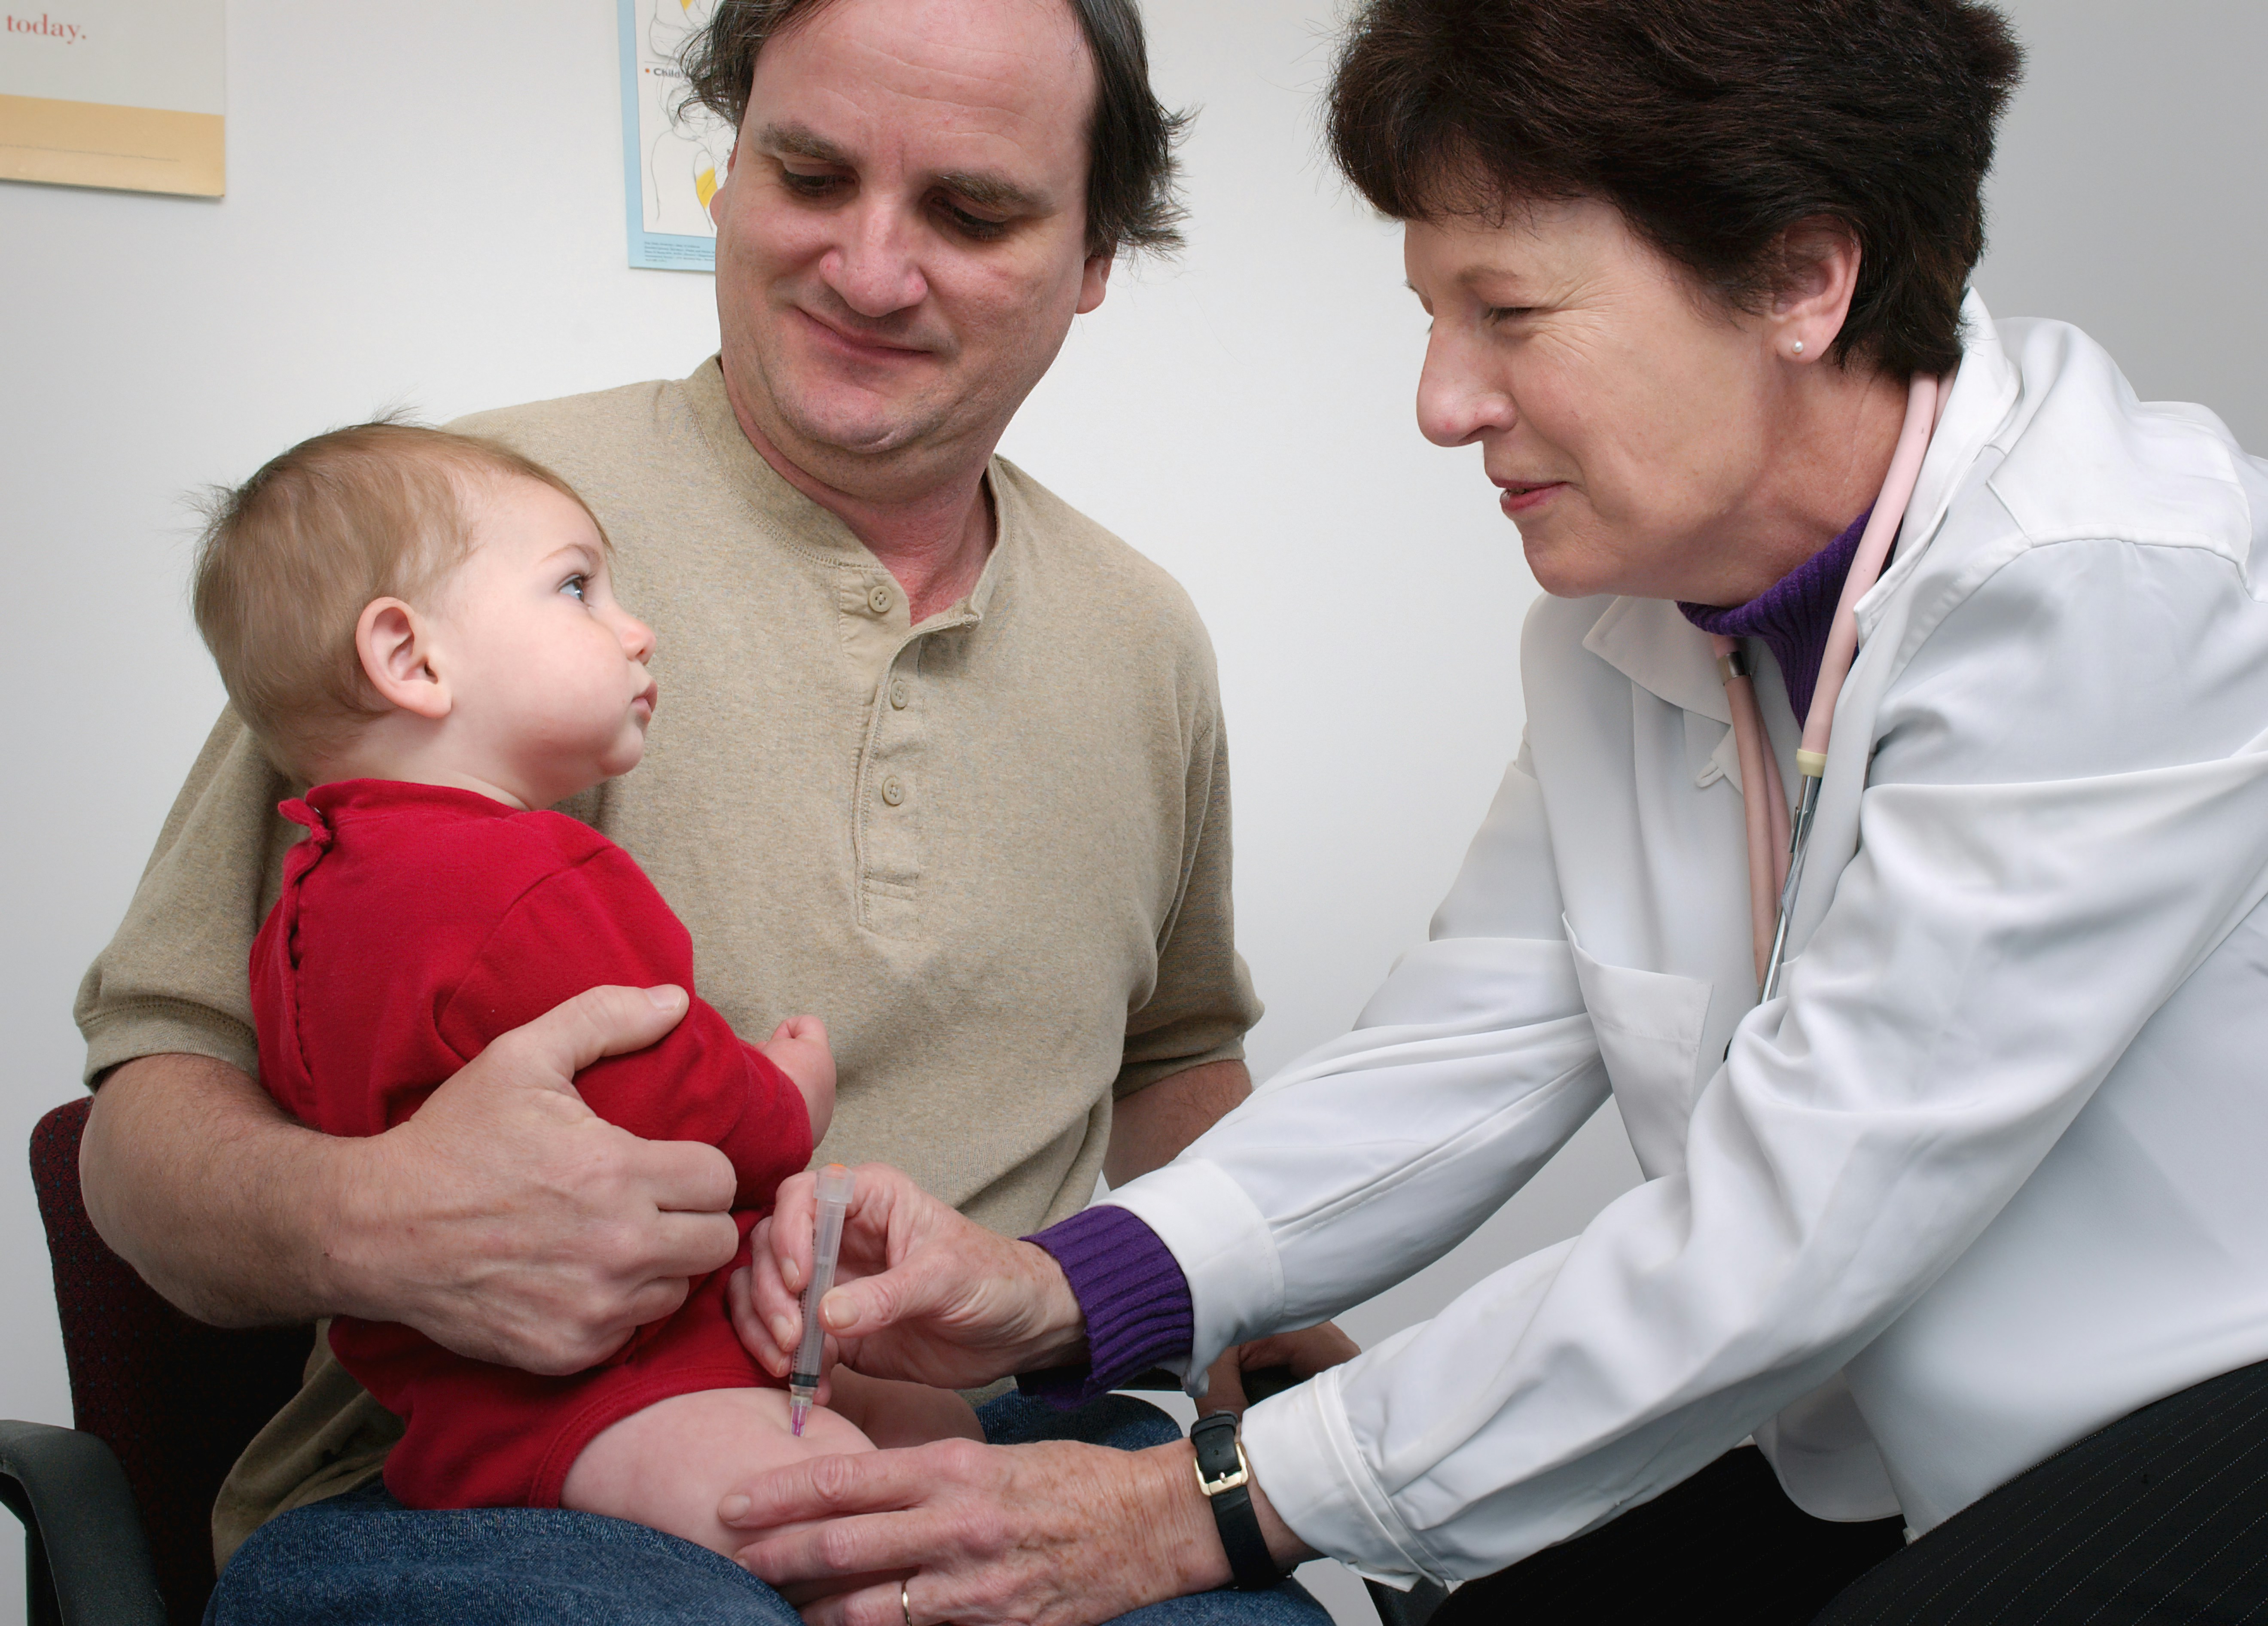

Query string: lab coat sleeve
1100 743 1611 1406
1135 538 2268 1586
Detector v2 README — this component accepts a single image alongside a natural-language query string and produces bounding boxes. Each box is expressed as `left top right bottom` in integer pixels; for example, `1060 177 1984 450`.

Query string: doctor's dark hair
679 0 1189 258
1327 0 2024 378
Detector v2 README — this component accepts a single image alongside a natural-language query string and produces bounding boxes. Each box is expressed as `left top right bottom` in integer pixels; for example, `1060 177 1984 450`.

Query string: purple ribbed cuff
1017 1204 1194 1409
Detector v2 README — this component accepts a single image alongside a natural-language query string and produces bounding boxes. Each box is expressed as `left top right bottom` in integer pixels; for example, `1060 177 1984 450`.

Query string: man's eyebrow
756 121 1049 215
931 168 1049 215
757 122 857 167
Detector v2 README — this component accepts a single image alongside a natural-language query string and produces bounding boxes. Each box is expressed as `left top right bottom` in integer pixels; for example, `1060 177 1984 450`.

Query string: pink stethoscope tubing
1716 370 1944 999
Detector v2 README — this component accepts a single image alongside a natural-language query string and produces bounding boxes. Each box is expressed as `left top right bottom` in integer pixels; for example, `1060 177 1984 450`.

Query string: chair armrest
1117 1368 1185 1391
1365 1578 1449 1626
0 1420 166 1626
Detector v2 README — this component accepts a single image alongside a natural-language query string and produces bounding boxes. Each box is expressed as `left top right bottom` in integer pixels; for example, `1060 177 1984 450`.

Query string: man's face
709 0 1110 501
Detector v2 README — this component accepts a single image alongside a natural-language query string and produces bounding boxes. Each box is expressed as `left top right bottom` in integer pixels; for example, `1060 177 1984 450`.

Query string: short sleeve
76 708 303 1087
1114 688 1264 1099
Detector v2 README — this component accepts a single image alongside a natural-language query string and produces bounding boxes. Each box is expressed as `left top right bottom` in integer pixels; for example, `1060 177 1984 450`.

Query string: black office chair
6 1096 313 1626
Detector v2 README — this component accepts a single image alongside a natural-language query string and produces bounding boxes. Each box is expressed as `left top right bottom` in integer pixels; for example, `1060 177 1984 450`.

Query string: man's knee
209 1483 799 1626
977 1389 1184 1452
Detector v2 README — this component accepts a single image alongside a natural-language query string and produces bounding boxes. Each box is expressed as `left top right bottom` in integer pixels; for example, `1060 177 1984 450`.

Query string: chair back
30 1098 312 1626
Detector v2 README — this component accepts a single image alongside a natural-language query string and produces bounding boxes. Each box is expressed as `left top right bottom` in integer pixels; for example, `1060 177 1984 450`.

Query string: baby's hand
762 1015 835 1141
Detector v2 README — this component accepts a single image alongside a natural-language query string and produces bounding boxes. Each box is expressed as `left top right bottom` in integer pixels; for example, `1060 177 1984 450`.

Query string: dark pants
1440 1357 2268 1626
1432 1445 1904 1626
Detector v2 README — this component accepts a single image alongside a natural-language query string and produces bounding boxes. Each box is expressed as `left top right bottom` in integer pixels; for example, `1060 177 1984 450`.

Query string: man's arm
82 987 742 1374
84 1055 352 1327
1110 634 1263 1182
1103 1059 1248 1187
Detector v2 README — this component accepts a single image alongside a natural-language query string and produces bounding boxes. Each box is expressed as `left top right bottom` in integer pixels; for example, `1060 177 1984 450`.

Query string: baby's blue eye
561 575 588 602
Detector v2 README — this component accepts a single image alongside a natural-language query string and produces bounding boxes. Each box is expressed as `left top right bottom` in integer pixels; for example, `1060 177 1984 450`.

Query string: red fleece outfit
249 780 812 1510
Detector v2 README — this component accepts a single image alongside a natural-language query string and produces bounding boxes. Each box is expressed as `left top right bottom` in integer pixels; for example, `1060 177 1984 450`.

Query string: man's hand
731 1162 1086 1393
1201 1322 1362 1416
339 984 742 1371
83 984 741 1375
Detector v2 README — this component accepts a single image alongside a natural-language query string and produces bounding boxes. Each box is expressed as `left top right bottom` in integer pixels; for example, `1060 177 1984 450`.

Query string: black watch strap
1192 1411 1278 1591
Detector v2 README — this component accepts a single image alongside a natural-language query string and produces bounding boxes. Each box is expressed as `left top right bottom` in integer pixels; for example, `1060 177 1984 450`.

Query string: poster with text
0 0 223 196
619 0 731 271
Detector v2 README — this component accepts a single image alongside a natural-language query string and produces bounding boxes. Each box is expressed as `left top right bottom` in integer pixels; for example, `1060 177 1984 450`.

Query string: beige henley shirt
75 357 1260 1558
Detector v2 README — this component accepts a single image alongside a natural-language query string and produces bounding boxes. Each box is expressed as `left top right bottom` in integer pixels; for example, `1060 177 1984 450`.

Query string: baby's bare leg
561 1386 873 1557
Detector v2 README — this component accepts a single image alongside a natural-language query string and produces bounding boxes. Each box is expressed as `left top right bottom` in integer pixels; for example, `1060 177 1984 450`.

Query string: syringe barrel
792 1164 856 1385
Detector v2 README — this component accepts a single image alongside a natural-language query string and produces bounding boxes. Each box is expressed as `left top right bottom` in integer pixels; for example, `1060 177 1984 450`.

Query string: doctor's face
707 0 1112 502
1405 197 1786 604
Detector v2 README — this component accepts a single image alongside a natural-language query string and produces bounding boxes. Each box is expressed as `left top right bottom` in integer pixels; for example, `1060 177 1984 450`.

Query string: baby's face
428 476 657 807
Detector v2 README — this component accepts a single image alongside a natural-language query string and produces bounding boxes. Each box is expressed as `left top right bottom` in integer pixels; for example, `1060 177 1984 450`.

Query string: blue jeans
208 1393 1334 1626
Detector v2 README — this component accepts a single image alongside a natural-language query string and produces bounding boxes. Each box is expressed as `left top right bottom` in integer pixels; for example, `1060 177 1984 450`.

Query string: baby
192 420 976 1556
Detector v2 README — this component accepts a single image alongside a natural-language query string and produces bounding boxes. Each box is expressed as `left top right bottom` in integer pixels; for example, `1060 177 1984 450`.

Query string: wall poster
619 0 732 272
0 0 224 196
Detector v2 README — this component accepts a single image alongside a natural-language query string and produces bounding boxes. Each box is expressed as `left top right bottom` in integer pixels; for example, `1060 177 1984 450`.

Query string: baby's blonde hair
191 420 606 780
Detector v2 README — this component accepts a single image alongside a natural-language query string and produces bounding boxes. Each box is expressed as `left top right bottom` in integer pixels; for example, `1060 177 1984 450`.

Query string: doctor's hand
733 1161 1087 1393
341 983 741 1374
1203 1322 1363 1417
721 1433 1317 1626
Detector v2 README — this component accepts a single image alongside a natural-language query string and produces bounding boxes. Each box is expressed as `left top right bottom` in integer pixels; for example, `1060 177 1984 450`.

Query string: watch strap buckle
1191 1411 1278 1590
1195 1439 1252 1498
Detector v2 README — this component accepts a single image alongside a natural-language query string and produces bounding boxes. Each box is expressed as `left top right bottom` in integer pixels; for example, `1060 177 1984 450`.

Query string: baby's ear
355 597 451 720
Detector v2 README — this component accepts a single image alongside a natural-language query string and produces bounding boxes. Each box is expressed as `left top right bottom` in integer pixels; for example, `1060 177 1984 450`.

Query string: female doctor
720 1 2268 1620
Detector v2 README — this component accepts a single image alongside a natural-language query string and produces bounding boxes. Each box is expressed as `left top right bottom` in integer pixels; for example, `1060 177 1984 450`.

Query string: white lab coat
1105 295 2268 1586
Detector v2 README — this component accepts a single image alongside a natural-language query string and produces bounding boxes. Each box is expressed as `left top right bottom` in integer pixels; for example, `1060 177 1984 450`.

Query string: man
74 1 1305 1618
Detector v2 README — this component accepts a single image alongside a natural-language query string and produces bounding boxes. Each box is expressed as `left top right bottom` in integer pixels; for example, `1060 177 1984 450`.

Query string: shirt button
881 776 905 807
868 585 893 615
889 680 910 710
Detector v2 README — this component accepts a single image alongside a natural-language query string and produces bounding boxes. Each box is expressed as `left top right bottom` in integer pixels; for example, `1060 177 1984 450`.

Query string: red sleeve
430 845 812 1209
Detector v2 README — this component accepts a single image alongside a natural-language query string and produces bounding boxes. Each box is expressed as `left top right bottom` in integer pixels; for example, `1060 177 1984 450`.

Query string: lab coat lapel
1581 597 1732 725
1854 291 2024 646
1769 293 2023 956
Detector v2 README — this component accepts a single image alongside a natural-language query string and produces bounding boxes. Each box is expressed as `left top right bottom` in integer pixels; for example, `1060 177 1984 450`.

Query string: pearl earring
1791 339 1806 355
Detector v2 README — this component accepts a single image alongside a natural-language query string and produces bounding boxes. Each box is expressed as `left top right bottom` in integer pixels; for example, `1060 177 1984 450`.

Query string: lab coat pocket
1566 919 1713 1178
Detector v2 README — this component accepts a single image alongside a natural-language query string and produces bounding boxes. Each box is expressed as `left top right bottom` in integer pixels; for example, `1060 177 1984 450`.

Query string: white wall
1 3 2261 1623
1975 0 2268 454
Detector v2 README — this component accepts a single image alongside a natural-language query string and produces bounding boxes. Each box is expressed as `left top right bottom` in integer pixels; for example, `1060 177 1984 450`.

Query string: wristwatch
1191 1411 1279 1590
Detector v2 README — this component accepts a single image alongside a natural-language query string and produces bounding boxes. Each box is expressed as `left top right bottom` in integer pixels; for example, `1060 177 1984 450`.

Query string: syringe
788 1163 855 1437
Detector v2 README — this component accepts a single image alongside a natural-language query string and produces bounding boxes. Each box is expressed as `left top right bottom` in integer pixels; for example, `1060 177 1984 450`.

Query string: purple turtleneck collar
1678 507 1873 722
